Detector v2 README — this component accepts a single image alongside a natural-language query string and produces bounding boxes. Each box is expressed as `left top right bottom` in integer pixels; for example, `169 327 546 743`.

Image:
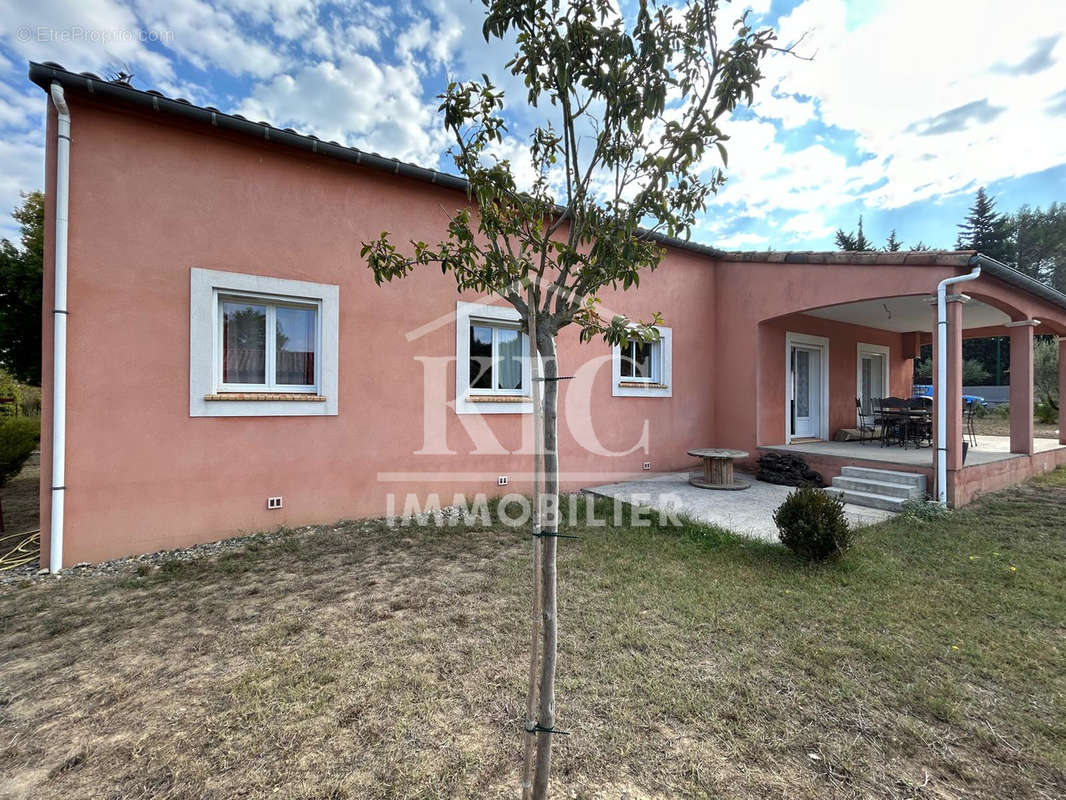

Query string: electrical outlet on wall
267 496 283 509
497 476 509 486
642 462 652 471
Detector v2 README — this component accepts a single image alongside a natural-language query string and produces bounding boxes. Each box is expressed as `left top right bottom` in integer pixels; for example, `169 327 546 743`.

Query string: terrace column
931 296 966 501
944 297 965 473
1007 320 1037 455
1059 337 1066 446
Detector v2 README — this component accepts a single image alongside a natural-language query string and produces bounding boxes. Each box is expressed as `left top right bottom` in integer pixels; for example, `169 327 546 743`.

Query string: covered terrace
715 250 1066 506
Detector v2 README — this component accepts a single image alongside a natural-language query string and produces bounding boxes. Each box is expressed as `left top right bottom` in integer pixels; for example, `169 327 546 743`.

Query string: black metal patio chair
855 398 877 445
879 397 909 448
964 399 979 448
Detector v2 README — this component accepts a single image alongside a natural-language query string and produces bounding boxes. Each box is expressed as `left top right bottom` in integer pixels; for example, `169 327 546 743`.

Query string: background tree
1033 336 1059 411
956 186 1011 263
834 214 873 251
362 1 794 796
884 229 902 252
0 192 44 385
1011 202 1066 291
913 356 990 385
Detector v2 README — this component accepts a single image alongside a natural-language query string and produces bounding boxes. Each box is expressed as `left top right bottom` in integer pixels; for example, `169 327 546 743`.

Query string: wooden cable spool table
687 448 751 490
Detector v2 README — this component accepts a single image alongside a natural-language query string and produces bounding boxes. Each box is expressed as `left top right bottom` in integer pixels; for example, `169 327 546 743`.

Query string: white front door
791 344 823 439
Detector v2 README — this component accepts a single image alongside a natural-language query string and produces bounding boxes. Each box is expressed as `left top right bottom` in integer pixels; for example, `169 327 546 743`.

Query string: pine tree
956 186 1012 263
884 229 902 252
834 228 856 251
834 215 874 251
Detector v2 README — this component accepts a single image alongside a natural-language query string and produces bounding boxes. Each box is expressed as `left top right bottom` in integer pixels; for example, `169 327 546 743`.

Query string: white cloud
134 0 285 78
0 0 175 82
237 56 448 165
713 231 770 249
0 131 44 241
764 0 1066 208
698 0 1066 246
0 85 41 129
780 210 833 239
750 90 816 128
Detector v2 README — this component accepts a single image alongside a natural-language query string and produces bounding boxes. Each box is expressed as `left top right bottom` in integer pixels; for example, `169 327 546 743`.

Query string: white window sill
204 393 327 402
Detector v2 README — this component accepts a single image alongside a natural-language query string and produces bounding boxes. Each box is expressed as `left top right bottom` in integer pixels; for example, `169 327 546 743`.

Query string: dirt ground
1 450 39 539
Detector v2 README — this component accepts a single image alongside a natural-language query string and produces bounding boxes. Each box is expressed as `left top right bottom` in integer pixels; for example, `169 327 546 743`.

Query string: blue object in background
912 385 986 406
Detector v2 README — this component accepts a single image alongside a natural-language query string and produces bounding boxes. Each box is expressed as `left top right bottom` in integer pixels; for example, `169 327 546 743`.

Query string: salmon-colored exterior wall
38 93 1066 565
39 97 723 565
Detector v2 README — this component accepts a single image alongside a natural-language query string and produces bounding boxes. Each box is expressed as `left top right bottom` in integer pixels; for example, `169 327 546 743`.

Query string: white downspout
935 266 981 505
49 83 70 573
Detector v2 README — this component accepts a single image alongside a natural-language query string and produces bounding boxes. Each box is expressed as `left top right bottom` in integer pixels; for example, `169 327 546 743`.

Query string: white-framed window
217 294 319 393
612 325 672 398
190 268 339 417
456 301 533 415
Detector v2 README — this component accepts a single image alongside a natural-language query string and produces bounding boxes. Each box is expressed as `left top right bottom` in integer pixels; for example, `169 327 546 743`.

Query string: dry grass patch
1 475 1065 799
973 414 1058 439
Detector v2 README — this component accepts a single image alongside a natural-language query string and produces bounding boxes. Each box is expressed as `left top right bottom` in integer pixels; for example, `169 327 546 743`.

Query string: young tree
834 214 873 251
884 229 902 252
361 1 793 795
956 186 1011 263
0 192 44 385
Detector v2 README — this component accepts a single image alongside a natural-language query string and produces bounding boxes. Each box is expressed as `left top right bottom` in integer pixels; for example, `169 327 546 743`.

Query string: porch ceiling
804 295 1009 333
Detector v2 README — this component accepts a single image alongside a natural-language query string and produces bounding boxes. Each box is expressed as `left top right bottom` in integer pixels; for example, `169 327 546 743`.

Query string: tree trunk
520 293 543 800
532 331 559 800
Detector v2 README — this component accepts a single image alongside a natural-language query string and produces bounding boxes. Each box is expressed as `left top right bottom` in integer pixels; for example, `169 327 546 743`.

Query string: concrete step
840 465 927 492
824 486 907 512
831 476 924 499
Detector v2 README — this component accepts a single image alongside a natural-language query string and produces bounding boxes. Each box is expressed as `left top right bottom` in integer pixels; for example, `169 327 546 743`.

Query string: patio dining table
877 405 932 448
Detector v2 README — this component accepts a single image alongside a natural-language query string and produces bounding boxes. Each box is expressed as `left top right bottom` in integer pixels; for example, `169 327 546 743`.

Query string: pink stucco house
29 62 1066 569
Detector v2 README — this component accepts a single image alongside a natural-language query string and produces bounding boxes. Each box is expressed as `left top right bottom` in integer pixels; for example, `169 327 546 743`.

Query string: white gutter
49 83 70 573
935 266 981 505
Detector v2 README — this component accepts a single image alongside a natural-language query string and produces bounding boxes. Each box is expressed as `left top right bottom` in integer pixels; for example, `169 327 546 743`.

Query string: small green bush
0 370 21 418
1035 402 1058 424
0 416 40 486
773 487 851 562
899 498 950 522
17 384 41 417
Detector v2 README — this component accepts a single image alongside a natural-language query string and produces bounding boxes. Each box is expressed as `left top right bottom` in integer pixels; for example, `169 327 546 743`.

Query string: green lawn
1 472 1065 799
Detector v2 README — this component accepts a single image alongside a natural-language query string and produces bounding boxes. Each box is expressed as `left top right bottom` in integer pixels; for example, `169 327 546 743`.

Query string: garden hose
0 528 40 570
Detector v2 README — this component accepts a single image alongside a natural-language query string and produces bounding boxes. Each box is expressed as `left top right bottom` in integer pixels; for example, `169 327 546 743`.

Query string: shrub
899 498 950 522
0 369 20 418
773 487 851 562
1035 402 1058 424
17 384 41 417
0 416 40 486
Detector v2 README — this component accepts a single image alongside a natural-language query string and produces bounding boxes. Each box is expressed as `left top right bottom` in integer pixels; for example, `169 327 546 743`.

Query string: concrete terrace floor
763 435 1064 468
584 471 894 543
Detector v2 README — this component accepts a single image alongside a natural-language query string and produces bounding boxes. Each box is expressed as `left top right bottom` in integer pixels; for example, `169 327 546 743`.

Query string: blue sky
0 0 1064 248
